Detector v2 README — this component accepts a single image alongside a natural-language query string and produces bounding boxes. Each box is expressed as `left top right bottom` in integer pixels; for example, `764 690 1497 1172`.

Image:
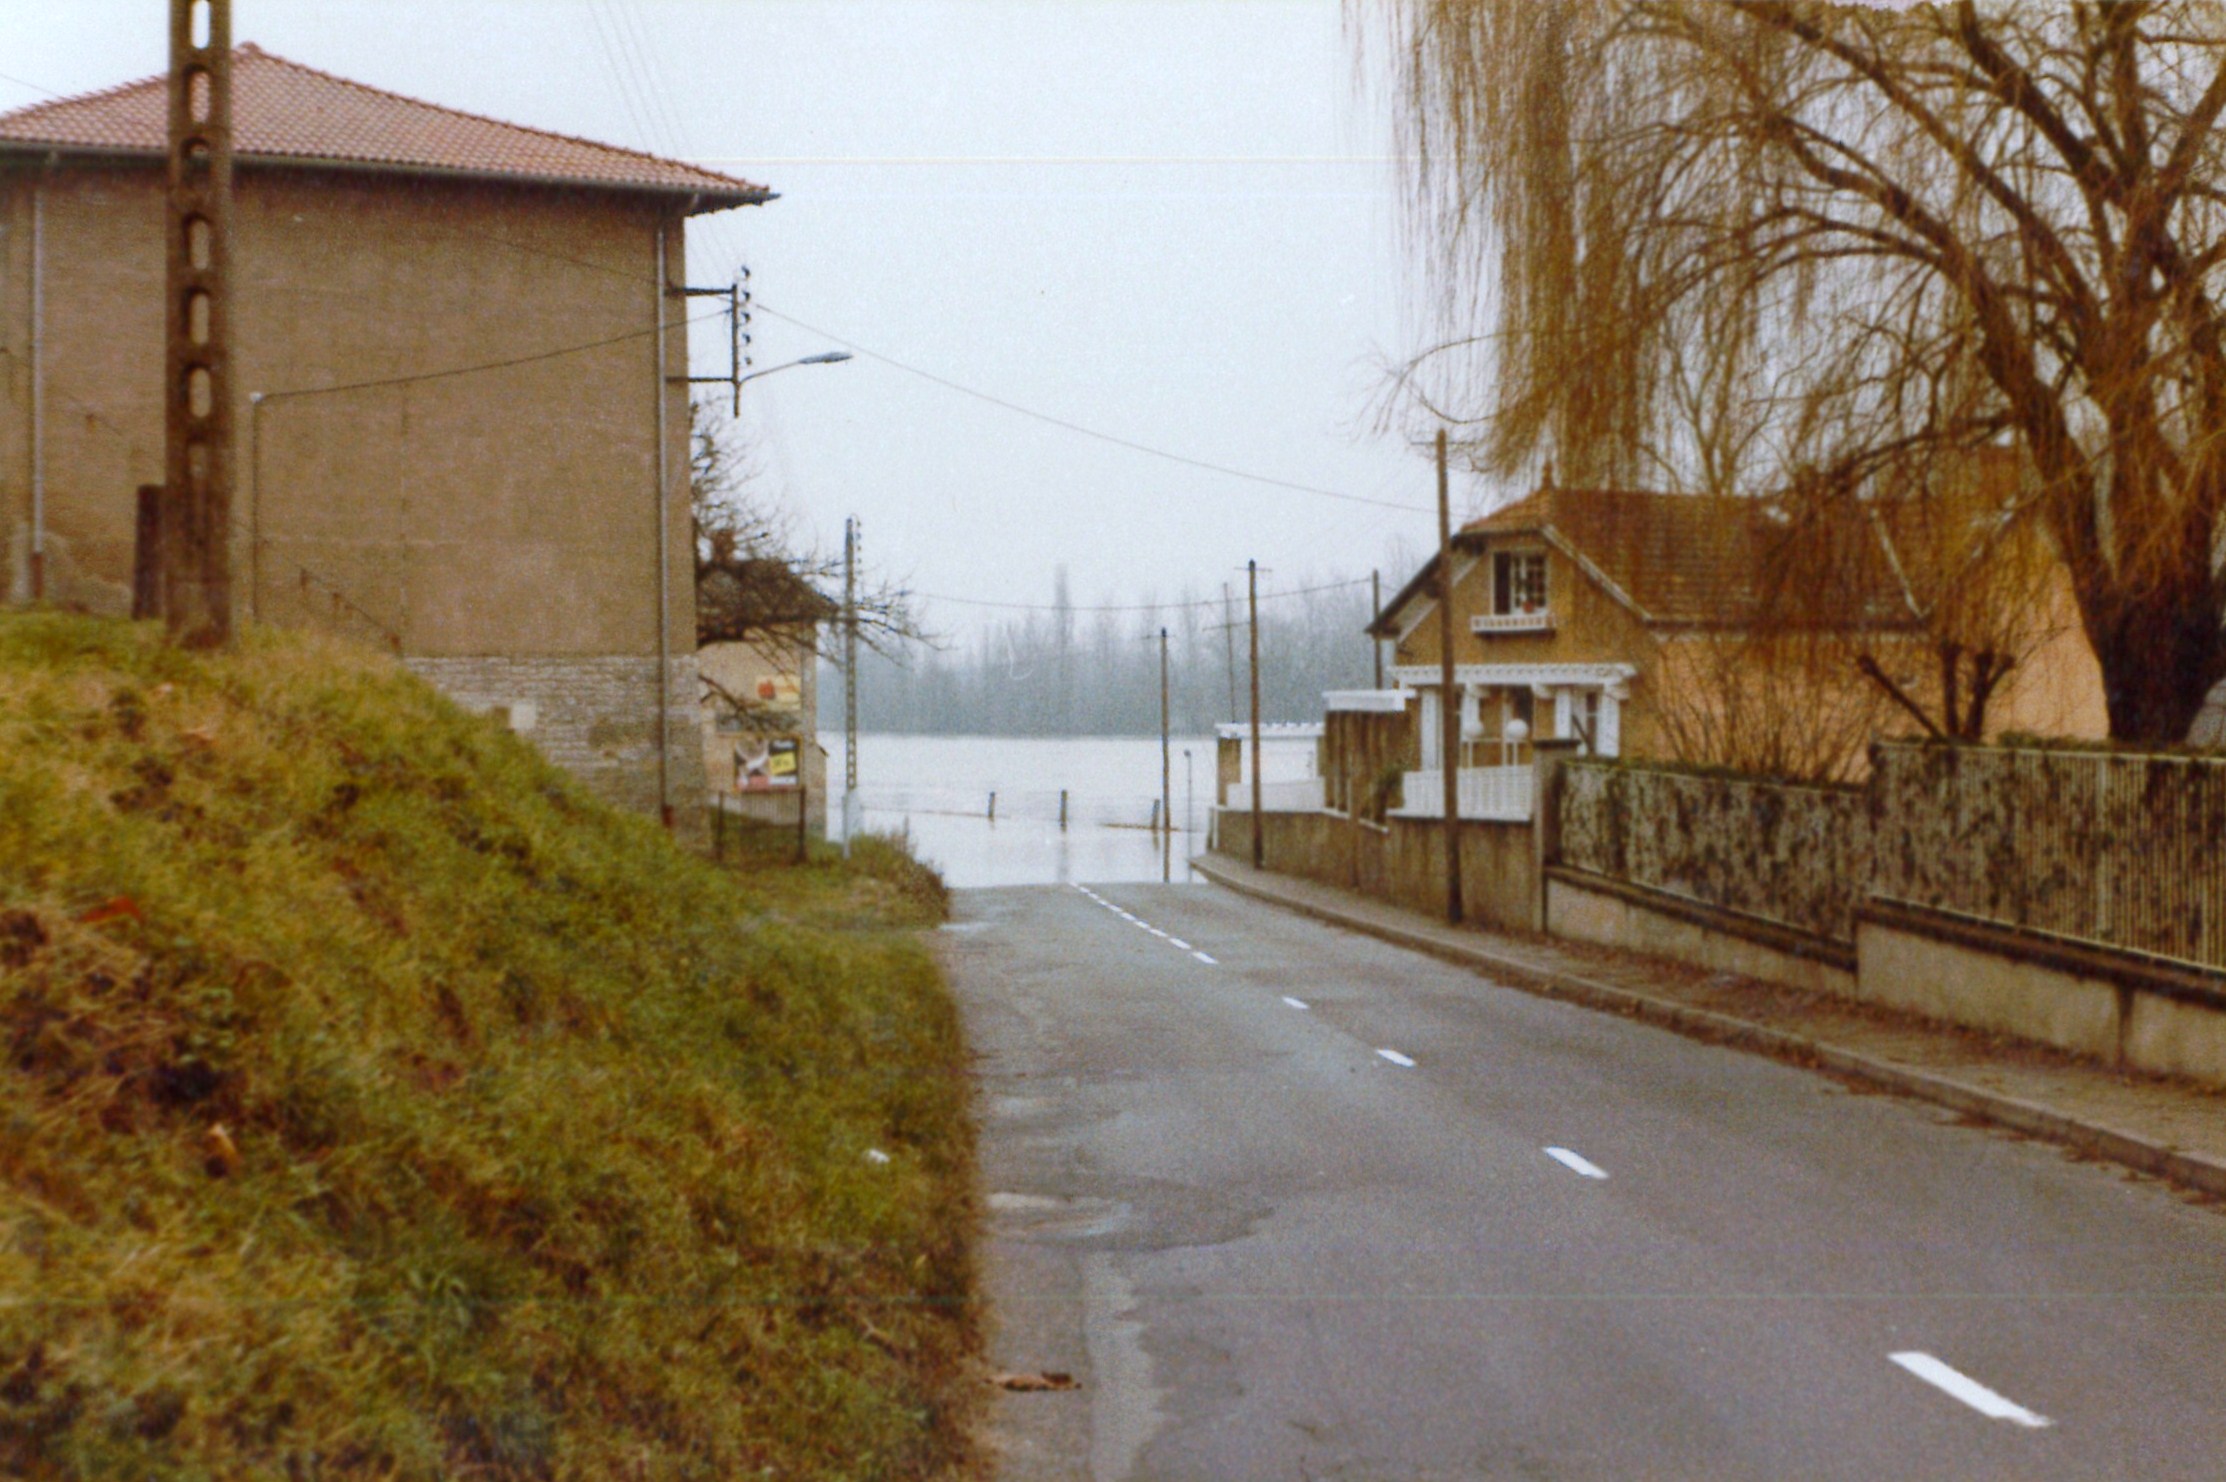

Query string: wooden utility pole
1160 625 1173 882
162 0 236 645
1372 567 1384 690
1249 559 1263 870
1159 626 1172 835
1222 581 1239 719
1436 430 1463 924
842 516 859 860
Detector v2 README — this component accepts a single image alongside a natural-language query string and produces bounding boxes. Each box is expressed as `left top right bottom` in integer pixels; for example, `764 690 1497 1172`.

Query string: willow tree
1376 0 2226 742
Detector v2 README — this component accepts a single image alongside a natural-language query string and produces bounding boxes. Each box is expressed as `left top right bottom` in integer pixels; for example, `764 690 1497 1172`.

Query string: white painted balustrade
1224 778 1328 811
1389 765 1534 822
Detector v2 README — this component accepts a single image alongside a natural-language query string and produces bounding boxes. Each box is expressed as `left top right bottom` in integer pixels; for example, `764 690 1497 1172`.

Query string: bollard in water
987 790 997 823
1059 789 1068 831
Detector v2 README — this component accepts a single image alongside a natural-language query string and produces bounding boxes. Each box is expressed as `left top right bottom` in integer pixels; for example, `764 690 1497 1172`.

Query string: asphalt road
944 880 2226 1481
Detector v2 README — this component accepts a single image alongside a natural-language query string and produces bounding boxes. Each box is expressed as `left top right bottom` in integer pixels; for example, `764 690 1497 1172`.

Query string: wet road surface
946 881 2226 1480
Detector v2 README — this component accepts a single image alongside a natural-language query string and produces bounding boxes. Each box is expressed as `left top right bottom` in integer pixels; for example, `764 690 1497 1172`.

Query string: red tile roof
0 44 769 211
1458 487 1913 627
1370 486 1915 634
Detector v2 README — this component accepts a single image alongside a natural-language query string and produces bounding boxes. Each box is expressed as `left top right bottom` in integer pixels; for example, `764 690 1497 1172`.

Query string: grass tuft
0 613 977 1480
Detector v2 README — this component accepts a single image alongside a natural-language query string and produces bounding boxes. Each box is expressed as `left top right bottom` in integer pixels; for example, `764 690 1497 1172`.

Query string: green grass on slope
0 614 976 1480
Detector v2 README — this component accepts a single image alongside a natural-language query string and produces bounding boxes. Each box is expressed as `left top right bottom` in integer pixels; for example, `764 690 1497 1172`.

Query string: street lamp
738 350 853 389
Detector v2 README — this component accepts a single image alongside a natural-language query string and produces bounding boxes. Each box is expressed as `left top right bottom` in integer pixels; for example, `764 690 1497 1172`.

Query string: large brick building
0 45 770 820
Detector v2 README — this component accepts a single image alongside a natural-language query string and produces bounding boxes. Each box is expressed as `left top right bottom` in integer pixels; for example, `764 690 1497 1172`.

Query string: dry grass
0 613 977 1479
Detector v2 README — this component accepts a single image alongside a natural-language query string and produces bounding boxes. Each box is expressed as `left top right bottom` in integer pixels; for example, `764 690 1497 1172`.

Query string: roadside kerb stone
1191 854 2226 1202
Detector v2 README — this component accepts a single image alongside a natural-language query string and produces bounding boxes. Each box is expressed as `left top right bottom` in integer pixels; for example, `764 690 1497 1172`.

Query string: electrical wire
258 305 726 402
749 300 1431 514
906 575 1373 615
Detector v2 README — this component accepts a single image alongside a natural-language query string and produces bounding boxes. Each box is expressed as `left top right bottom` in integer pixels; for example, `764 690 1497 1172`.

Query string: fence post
795 783 808 865
1059 789 1068 830
987 790 996 823
1530 738 1580 935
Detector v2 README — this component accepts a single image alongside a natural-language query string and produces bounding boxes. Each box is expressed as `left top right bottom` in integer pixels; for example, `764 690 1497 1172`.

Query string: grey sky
6 1 1471 635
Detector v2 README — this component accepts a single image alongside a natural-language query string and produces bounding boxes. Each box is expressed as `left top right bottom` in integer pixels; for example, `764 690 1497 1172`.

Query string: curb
1191 854 2226 1202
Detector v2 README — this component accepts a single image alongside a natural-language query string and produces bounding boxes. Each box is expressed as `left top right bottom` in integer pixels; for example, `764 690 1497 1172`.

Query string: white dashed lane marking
1544 1147 1609 1179
1073 885 1213 966
1889 1353 2053 1428
1376 1048 1416 1068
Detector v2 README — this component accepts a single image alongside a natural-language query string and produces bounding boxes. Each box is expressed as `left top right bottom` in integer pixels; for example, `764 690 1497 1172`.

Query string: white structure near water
1216 721 1325 812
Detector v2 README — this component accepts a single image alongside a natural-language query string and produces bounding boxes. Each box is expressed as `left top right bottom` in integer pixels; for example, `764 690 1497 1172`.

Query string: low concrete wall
1857 900 2226 1085
1213 807 1536 933
1546 868 1856 998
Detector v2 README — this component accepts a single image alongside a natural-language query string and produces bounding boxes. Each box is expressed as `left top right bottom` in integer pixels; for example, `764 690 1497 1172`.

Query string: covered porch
1388 663 1635 821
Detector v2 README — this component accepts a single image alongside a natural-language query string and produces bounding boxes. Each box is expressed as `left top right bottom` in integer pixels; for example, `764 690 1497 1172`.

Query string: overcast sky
6 1 1483 636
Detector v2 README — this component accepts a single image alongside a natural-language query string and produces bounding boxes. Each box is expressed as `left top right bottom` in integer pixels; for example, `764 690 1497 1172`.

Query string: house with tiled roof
0 46 771 822
1364 481 2107 810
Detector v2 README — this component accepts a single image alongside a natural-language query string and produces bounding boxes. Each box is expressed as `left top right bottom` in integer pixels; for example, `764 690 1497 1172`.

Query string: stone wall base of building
407 653 708 830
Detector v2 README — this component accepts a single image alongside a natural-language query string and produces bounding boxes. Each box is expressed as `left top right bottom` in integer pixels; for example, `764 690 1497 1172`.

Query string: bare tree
690 399 928 727
1373 1 2226 742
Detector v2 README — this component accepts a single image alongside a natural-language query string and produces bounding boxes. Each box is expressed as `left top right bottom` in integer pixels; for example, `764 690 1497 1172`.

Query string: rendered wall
0 160 712 819
1213 807 1536 934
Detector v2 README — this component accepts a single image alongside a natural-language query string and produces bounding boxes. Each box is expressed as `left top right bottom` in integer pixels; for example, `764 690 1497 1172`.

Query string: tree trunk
2090 583 2226 745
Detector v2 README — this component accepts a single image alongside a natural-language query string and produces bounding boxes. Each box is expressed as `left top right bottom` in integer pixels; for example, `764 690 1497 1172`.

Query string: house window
1494 551 1548 615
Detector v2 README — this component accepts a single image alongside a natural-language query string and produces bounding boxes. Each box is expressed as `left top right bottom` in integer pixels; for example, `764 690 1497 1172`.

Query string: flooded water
827 734 1219 888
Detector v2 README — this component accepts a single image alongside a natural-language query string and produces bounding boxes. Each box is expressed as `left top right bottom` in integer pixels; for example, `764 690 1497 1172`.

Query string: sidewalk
1191 853 2226 1201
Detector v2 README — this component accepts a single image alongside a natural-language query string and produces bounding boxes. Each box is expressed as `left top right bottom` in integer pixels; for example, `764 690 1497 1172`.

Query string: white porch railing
1389 765 1534 821
1224 778 1326 811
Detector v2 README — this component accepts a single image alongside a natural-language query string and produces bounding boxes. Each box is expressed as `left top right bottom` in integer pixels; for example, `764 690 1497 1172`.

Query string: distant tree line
825 568 1383 736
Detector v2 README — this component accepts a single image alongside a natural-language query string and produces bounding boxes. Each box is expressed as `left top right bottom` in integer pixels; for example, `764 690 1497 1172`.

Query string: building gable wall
1 159 708 815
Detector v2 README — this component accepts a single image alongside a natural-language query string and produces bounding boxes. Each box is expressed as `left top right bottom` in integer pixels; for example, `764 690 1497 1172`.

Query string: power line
908 575 1371 615
259 305 726 402
749 300 1433 514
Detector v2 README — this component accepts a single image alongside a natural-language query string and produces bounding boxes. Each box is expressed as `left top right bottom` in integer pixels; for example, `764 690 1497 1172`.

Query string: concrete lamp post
725 348 853 852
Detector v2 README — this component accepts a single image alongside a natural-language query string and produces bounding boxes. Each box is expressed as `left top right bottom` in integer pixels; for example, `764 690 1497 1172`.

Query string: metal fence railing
1557 761 1872 945
852 783 1195 832
1869 743 2226 973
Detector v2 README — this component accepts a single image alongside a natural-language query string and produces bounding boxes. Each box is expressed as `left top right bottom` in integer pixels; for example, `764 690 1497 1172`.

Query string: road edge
1190 854 2226 1202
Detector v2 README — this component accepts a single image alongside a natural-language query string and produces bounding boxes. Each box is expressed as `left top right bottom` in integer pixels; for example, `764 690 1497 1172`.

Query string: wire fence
1558 761 1871 944
853 782 1196 832
1870 742 2226 973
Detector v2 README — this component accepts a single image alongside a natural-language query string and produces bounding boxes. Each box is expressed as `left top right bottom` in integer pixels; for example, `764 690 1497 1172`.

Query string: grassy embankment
0 613 975 1478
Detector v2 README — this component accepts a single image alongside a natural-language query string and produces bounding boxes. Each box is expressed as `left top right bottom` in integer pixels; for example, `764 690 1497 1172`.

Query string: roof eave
0 139 773 210
1368 557 1441 638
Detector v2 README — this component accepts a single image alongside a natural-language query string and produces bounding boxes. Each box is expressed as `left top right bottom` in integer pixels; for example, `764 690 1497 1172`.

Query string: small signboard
735 735 801 790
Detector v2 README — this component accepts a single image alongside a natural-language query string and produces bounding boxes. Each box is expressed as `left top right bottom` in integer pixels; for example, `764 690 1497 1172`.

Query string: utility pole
161 0 236 645
1372 567 1384 690
1436 430 1463 925
1222 581 1240 720
1249 559 1263 871
842 515 860 859
1159 623 1172 836
654 224 674 829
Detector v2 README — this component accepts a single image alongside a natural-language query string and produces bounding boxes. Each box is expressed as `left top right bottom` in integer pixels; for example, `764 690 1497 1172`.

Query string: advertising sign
735 735 802 790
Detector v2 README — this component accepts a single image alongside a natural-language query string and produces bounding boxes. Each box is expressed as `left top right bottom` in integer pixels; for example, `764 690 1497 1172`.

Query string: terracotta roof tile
1449 487 1912 628
0 44 769 210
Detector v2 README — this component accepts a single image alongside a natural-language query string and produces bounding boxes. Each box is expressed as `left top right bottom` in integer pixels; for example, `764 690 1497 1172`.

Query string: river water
827 733 1221 888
